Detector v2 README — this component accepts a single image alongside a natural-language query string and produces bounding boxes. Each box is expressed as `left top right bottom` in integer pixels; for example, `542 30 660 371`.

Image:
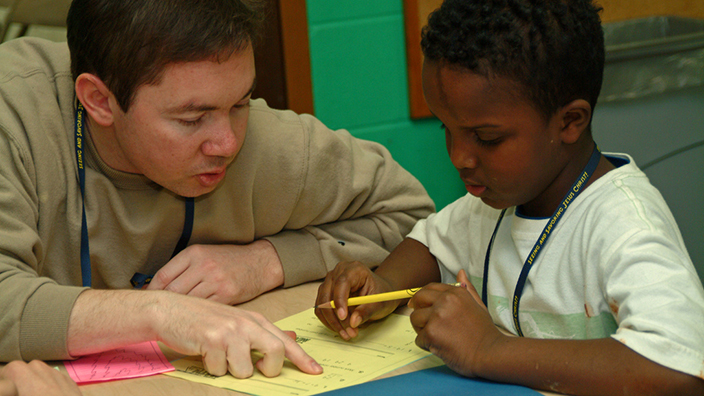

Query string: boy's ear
559 99 592 144
74 73 116 127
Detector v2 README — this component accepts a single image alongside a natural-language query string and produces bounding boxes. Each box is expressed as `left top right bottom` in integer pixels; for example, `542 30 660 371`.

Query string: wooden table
5 282 558 395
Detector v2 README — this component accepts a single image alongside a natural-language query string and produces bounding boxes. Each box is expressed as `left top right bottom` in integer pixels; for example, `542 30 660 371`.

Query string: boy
315 0 704 394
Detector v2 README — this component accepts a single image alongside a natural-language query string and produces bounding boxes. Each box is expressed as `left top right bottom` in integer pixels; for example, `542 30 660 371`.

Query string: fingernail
312 362 323 373
337 308 346 320
339 329 350 340
350 315 361 328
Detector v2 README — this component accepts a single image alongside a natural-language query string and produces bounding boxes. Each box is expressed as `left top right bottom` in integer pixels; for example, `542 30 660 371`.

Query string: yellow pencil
316 282 462 309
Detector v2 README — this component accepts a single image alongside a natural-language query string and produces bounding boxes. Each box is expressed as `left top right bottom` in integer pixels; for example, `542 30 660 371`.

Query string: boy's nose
447 132 478 170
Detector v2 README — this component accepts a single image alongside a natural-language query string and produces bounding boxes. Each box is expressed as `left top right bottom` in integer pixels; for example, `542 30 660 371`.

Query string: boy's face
422 60 568 214
106 45 255 197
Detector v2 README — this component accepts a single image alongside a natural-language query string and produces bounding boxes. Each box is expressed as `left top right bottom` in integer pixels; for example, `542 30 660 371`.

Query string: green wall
305 0 465 210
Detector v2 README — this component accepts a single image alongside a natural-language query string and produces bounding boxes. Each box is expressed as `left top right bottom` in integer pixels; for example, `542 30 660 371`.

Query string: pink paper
64 341 174 384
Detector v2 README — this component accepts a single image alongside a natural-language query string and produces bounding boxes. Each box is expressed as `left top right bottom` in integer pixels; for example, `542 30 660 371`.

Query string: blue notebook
316 365 541 395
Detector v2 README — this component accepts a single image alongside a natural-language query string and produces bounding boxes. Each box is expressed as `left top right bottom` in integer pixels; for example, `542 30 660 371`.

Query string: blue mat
317 365 541 395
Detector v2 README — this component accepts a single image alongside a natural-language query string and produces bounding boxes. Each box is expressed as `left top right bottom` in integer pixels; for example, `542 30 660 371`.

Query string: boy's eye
440 123 501 147
474 134 501 147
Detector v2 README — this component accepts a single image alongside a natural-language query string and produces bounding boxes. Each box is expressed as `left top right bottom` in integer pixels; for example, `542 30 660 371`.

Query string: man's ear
559 99 592 144
75 73 116 127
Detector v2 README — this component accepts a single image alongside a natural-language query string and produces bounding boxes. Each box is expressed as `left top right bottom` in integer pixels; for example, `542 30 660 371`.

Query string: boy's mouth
465 184 487 197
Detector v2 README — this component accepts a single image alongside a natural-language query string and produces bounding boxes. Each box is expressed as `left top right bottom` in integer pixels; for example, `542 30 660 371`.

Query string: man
0 0 434 378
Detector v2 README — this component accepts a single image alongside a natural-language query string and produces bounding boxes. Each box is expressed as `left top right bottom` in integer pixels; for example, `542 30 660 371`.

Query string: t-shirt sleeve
602 227 704 378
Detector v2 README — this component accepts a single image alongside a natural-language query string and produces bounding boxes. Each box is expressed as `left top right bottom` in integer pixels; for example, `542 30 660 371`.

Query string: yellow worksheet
166 308 431 395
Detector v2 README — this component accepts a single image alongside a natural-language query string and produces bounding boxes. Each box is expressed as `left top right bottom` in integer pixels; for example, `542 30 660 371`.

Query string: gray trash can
591 16 704 283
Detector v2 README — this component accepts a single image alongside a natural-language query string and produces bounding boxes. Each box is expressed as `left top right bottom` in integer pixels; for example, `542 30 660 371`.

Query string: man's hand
0 360 81 396
152 293 322 378
147 240 284 305
68 289 323 379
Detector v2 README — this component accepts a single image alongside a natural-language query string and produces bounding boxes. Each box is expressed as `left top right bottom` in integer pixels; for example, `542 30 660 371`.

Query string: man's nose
202 118 239 158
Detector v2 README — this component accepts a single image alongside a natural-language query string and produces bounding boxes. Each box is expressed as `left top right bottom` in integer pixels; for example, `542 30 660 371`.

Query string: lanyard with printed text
74 103 194 287
481 145 601 336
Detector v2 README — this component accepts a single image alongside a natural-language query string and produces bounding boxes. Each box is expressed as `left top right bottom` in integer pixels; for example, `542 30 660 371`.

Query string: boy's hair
67 0 266 112
421 0 604 123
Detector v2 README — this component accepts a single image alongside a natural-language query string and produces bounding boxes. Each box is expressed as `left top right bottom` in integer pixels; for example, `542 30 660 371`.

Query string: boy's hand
315 261 398 340
408 270 503 378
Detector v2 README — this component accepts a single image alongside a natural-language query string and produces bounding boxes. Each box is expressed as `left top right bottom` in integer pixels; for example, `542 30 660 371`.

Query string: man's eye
178 118 201 126
233 99 251 110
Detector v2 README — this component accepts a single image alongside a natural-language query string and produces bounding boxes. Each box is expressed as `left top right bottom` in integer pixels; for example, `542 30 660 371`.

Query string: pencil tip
315 302 332 309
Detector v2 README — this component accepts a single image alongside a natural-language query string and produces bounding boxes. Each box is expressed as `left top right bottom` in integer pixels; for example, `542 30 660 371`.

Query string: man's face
108 45 255 197
422 59 568 216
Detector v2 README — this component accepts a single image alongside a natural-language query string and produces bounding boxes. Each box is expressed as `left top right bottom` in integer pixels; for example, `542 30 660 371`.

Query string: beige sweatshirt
0 38 435 361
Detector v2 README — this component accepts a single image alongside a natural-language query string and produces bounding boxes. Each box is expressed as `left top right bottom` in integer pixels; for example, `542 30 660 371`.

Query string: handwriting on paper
166 309 431 395
64 341 174 384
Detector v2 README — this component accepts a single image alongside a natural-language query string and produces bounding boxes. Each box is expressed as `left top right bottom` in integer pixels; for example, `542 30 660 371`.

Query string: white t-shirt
407 153 704 378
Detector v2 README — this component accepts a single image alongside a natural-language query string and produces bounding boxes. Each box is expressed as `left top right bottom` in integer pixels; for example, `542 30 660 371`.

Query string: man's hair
67 0 266 112
421 0 604 122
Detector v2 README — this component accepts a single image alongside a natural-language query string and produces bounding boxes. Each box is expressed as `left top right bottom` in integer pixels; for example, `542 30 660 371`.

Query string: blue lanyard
74 103 91 287
481 145 601 336
74 103 194 287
